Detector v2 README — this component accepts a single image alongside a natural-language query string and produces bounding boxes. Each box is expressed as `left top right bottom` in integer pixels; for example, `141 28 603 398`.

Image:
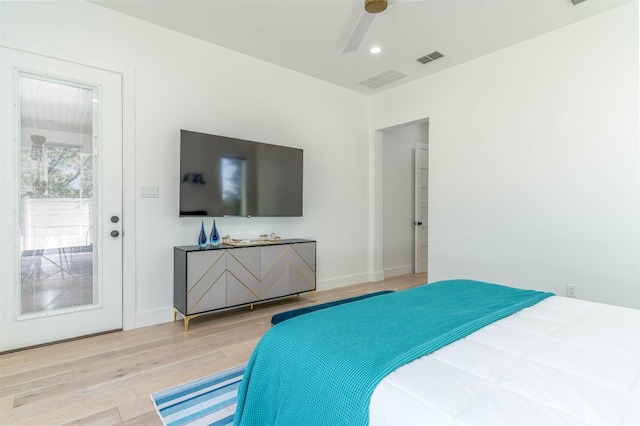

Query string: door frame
1 36 137 331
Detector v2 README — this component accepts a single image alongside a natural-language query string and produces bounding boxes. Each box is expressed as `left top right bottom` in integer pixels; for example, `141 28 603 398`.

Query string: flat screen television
179 130 303 217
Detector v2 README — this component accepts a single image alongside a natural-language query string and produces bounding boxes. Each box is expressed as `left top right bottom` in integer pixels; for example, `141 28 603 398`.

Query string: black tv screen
179 130 303 217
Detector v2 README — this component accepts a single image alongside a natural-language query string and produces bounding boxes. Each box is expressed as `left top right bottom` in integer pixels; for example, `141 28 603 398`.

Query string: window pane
19 75 97 315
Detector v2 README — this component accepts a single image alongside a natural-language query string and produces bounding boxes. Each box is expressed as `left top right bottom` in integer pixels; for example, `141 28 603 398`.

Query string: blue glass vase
210 219 220 246
198 221 208 248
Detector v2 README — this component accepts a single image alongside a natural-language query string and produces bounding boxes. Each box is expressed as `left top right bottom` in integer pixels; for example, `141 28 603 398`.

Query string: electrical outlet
566 284 577 298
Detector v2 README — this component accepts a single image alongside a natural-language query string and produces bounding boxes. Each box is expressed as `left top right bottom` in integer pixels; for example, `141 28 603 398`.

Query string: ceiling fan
343 0 587 54
343 0 422 53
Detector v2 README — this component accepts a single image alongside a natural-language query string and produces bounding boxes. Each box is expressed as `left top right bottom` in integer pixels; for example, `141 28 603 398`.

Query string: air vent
569 0 587 5
359 68 407 89
417 51 445 64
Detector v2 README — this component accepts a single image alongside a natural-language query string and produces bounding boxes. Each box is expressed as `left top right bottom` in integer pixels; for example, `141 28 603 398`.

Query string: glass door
0 47 123 352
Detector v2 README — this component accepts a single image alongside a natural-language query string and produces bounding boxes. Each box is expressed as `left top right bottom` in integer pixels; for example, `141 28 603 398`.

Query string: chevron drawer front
260 243 316 300
174 240 316 329
226 247 261 306
185 249 228 314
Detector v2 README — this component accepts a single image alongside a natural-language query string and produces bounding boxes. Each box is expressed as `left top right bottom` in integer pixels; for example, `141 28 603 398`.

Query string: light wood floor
0 273 427 425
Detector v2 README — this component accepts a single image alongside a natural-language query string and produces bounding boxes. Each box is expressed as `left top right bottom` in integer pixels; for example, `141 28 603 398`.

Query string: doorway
375 119 429 280
0 47 124 352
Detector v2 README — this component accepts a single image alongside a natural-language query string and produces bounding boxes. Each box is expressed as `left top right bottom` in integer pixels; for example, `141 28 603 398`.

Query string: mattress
370 295 640 425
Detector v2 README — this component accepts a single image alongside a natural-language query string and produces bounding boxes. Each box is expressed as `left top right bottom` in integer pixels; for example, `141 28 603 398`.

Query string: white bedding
370 296 640 425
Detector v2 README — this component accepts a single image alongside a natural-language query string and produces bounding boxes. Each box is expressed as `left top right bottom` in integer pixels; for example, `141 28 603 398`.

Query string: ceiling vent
569 0 587 5
417 51 445 64
359 68 407 89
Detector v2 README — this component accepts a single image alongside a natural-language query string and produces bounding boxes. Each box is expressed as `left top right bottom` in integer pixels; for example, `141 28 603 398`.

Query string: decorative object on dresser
223 232 281 247
209 219 220 246
174 239 316 331
198 221 207 248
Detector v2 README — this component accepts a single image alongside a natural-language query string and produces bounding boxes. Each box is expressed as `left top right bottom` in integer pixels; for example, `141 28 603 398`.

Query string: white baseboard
370 270 385 282
383 264 414 278
136 307 174 328
316 272 372 292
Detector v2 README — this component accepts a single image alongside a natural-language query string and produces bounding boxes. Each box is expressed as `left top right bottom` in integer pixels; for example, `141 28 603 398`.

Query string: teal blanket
234 279 553 425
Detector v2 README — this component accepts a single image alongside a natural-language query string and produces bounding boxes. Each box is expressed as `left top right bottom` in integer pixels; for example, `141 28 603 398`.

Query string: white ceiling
91 0 633 95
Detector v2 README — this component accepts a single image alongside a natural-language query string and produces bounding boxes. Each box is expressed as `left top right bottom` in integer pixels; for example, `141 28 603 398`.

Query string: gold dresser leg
183 314 199 332
250 303 254 311
313 290 317 302
173 309 195 332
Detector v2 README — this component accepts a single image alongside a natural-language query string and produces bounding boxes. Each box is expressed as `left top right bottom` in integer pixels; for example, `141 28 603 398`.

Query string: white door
414 142 428 274
0 47 123 352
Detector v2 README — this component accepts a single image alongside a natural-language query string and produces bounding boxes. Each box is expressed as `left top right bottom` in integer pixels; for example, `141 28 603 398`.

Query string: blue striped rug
151 363 246 426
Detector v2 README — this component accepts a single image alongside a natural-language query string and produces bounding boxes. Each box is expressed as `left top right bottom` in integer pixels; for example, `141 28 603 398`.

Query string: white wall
373 2 640 309
2 1 638 334
0 1 373 327
382 123 429 277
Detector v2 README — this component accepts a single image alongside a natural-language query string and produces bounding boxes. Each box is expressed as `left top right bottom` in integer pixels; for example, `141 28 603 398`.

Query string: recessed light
370 46 382 54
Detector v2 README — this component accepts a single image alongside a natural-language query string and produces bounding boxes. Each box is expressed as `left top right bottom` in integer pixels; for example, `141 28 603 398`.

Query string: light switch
140 185 159 198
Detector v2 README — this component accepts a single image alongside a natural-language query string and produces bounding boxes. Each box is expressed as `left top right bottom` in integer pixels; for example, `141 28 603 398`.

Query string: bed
234 280 640 425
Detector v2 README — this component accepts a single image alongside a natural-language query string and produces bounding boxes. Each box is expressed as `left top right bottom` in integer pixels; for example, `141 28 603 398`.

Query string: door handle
111 216 120 223
110 230 120 238
414 221 423 226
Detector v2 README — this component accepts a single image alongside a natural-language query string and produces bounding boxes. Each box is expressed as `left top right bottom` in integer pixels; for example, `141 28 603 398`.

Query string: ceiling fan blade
342 11 376 54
